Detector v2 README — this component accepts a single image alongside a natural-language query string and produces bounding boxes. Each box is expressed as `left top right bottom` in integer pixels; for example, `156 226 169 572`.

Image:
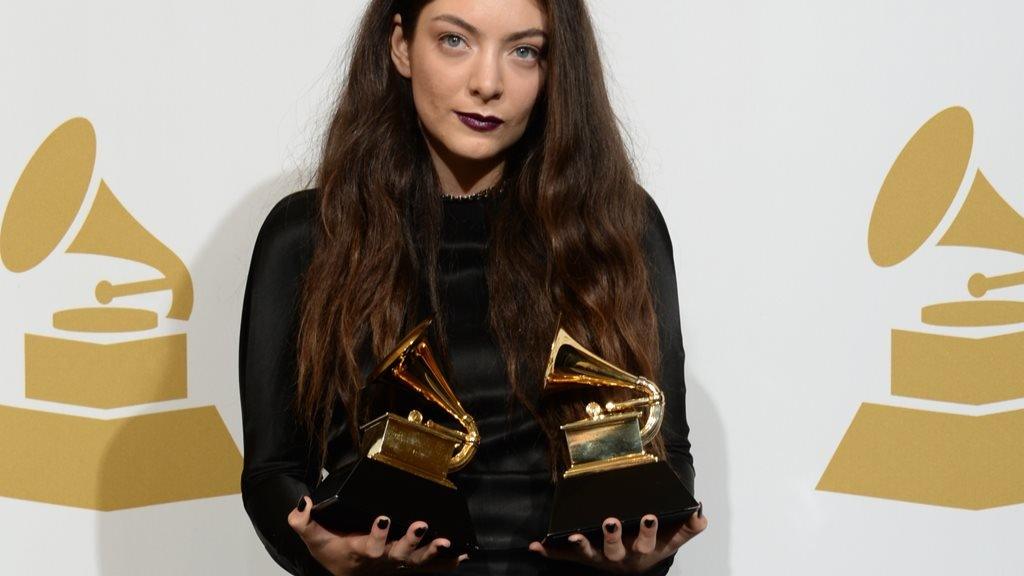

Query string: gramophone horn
1 117 95 273
869 105 1024 263
68 181 194 320
369 318 479 471
543 327 664 445
0 117 193 321
868 106 1024 294
938 170 1024 255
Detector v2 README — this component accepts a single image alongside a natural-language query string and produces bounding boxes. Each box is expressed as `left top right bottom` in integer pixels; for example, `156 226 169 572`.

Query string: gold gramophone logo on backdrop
0 117 241 510
817 106 1024 509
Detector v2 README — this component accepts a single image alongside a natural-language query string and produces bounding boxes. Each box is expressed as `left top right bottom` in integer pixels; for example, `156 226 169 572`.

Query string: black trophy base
311 457 478 557
543 460 699 547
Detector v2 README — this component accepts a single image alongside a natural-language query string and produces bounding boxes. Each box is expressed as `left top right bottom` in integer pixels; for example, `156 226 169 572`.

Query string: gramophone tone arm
95 277 172 303
424 415 480 473
968 269 1024 298
599 377 665 446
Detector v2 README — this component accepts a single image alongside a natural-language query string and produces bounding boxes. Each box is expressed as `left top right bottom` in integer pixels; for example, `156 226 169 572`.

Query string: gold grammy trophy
818 106 1024 509
0 117 241 510
312 318 480 555
541 327 698 545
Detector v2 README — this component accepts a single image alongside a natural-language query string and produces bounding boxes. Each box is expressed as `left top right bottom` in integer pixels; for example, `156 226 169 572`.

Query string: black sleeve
642 193 696 495
238 189 332 576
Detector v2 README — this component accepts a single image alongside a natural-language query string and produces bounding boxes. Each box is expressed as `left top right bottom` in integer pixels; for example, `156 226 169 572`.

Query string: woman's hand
288 496 468 575
527 503 706 574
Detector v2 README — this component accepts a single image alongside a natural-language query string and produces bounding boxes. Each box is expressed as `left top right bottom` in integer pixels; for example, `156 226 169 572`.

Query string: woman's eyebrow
506 28 546 42
431 14 547 42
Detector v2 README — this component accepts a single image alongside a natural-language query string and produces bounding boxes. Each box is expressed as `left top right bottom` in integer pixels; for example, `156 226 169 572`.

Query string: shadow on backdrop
672 376 731 575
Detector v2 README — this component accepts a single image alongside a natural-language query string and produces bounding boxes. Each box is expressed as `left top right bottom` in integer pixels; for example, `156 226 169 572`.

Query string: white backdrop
1 0 1022 574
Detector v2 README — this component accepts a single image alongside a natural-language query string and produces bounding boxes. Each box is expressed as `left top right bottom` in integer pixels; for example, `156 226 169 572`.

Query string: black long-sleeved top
238 188 695 575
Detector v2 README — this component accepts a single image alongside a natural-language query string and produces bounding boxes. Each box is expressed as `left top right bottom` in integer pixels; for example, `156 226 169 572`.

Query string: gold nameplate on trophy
359 410 468 488
312 317 480 555
561 409 656 478
541 325 697 545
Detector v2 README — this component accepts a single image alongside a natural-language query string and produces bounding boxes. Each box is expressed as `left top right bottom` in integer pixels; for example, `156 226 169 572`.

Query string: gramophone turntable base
24 333 187 409
817 402 1024 509
312 457 478 557
543 460 698 547
0 404 242 510
891 328 1024 405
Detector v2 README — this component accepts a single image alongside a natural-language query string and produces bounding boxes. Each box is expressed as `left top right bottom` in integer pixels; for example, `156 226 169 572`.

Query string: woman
238 0 707 574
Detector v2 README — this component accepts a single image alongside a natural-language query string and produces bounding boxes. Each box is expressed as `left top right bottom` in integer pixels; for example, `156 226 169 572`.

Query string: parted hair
295 0 664 476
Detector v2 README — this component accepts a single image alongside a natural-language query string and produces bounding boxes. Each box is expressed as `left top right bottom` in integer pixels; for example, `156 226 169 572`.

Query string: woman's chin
446 142 507 164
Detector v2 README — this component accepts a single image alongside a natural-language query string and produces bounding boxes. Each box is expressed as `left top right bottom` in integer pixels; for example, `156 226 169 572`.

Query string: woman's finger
666 503 708 550
286 496 339 549
532 537 581 561
388 521 427 562
407 537 451 565
601 518 627 562
568 533 600 563
632 514 658 555
358 516 391 559
410 549 462 574
527 541 550 559
286 496 312 537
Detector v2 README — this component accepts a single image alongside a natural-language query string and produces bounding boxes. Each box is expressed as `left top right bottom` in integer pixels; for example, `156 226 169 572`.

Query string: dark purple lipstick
455 111 503 132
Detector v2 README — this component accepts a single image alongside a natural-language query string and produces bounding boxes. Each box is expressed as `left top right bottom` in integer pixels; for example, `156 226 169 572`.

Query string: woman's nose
468 52 503 102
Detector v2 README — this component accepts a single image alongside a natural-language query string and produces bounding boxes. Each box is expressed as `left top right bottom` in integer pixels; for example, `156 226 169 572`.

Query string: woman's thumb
287 496 312 535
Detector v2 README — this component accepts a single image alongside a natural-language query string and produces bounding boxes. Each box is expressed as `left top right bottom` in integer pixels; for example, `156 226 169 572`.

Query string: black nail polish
604 522 617 534
414 526 426 538
697 502 704 519
296 497 306 512
643 518 655 529
377 517 390 530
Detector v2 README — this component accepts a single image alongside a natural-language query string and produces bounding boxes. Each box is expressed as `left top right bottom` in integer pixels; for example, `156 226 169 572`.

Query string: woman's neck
423 130 504 198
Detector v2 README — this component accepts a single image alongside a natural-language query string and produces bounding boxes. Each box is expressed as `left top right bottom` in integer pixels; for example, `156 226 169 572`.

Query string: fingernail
414 526 426 538
604 522 617 534
643 518 655 528
377 517 390 530
438 541 451 549
568 534 582 544
458 554 469 563
296 497 306 512
697 501 704 519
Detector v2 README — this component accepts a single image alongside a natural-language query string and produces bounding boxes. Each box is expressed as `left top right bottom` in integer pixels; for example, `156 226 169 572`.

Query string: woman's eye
513 46 540 61
440 34 466 49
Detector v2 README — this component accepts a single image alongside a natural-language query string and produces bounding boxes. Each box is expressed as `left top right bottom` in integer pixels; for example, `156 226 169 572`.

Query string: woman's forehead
418 0 547 35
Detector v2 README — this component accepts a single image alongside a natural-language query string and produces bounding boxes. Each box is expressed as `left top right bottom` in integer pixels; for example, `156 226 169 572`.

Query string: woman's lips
455 111 503 132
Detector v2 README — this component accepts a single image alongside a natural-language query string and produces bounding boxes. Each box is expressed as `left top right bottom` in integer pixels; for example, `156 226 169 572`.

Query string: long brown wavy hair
296 0 663 475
